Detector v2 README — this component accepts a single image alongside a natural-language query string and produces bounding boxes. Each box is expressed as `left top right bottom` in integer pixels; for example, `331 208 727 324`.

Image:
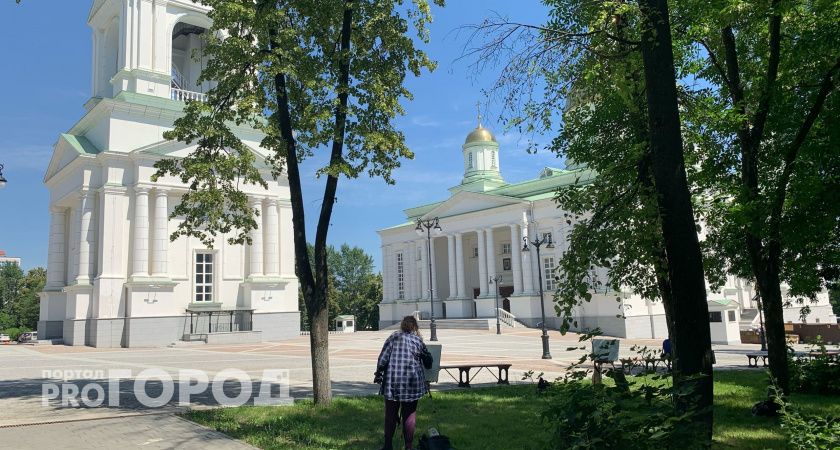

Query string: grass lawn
185 370 840 450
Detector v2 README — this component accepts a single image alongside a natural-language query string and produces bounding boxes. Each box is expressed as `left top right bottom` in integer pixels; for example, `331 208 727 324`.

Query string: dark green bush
777 388 840 449
788 337 840 395
532 333 701 449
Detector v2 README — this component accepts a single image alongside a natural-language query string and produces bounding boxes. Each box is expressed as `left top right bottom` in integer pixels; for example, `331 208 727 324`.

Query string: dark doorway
441 302 447 319
473 288 480 299
502 298 511 312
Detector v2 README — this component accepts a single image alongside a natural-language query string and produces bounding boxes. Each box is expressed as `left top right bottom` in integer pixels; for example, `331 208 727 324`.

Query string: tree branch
749 0 782 151
768 57 840 258
313 0 354 303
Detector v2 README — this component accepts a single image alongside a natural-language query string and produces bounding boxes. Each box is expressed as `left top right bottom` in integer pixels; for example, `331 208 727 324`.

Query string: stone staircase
384 318 518 331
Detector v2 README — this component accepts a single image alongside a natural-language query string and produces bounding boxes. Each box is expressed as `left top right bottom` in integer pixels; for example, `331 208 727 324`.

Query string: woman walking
375 315 432 450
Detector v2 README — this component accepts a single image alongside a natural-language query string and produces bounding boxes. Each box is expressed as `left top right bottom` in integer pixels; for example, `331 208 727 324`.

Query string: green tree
0 264 44 331
467 0 713 441
681 0 840 394
299 244 381 331
328 244 380 330
0 262 24 313
155 0 442 405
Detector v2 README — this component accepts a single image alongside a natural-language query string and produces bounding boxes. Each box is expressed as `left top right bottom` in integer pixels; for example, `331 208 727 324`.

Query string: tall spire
476 101 482 127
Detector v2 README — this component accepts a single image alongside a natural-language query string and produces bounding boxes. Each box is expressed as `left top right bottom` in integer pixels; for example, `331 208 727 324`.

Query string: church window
501 243 511 255
472 247 479 258
468 152 473 169
396 252 405 300
194 252 214 302
491 151 496 168
727 310 736 322
543 257 556 291
709 312 722 323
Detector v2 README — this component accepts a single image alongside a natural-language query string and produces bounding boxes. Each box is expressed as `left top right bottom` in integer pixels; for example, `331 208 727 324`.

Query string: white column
150 189 168 277
131 187 150 278
430 237 438 300
249 198 264 277
381 245 390 301
455 232 466 298
264 198 280 276
477 229 488 297
76 191 94 284
406 244 416 300
485 227 496 295
46 206 67 289
521 222 534 294
510 224 523 295
447 235 457 300
420 240 429 300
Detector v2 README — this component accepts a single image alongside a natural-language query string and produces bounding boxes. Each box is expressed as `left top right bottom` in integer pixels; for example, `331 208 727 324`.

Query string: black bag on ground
419 429 453 450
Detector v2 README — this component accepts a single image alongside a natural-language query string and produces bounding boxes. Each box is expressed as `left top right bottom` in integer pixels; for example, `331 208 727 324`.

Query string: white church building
38 0 299 347
377 123 837 342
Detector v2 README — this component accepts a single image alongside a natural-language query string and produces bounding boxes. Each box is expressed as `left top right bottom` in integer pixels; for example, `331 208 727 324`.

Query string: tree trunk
638 0 713 443
754 263 790 393
308 288 332 404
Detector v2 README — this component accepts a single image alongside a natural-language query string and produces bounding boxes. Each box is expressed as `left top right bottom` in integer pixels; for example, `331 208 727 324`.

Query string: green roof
62 134 101 155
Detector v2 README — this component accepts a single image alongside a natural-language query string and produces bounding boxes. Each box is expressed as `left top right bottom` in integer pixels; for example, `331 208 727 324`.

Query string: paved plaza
0 328 771 448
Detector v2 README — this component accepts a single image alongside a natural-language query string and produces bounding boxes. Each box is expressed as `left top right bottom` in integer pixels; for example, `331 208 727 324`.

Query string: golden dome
464 125 496 145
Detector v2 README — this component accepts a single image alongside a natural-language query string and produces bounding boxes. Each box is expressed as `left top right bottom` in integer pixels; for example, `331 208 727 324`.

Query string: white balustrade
497 308 517 328
171 87 208 103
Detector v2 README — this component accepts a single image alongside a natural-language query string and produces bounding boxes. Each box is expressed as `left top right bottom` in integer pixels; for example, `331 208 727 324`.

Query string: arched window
171 21 209 100
468 152 473 169
491 151 496 168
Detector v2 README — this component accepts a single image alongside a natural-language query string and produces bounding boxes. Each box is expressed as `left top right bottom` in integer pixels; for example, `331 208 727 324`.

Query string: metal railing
171 87 207 102
171 65 186 90
497 308 518 328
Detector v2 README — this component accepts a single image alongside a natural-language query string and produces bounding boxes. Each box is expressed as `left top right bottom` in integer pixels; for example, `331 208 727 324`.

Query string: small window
472 247 479 258
346 321 353 327
727 310 736 322
468 152 473 169
501 243 511 255
194 252 214 302
491 151 496 168
543 257 555 291
709 311 722 323
396 253 405 300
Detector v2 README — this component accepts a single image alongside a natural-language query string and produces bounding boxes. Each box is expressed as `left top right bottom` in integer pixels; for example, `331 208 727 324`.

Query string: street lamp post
490 274 503 335
523 233 554 359
415 216 442 341
0 163 7 189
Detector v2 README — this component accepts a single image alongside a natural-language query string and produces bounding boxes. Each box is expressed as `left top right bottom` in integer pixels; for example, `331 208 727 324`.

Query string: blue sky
0 1 560 272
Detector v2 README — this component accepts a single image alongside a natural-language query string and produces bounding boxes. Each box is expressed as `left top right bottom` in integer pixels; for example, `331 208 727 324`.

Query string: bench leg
497 367 509 385
458 368 471 388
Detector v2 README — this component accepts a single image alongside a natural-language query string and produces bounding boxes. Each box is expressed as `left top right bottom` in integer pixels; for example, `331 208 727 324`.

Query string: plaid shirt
377 331 428 402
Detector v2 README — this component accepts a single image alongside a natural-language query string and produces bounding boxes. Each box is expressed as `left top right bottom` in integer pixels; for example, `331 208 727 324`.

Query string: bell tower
87 0 212 102
453 105 505 193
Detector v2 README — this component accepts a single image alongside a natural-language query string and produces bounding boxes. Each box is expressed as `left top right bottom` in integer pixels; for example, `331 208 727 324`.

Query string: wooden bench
746 351 768 367
439 363 512 388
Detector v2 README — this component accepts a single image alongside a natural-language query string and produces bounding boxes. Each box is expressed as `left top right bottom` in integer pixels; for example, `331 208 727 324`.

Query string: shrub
788 337 840 395
778 390 840 449
532 331 700 449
